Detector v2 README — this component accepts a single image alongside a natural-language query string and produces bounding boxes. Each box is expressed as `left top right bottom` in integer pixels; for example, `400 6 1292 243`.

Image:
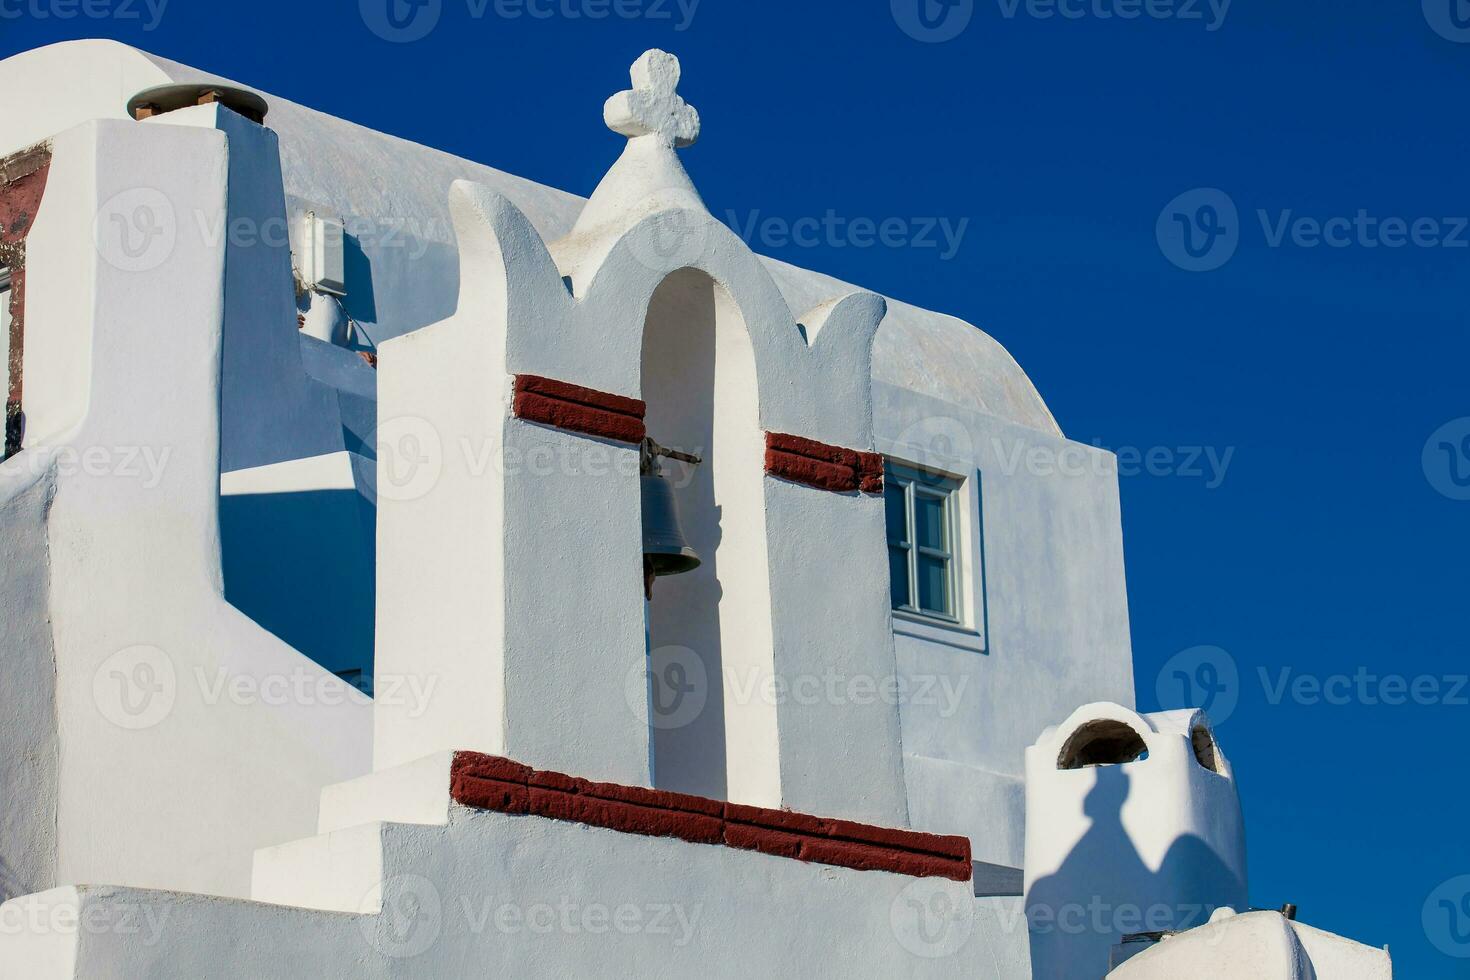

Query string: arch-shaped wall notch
1056 718 1150 770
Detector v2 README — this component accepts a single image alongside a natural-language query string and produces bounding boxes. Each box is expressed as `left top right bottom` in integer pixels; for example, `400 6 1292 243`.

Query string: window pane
914 492 947 551
888 545 911 608
885 482 909 544
917 555 950 616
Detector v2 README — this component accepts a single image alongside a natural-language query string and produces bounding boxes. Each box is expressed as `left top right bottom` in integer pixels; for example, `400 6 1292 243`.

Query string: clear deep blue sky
5 0 1468 973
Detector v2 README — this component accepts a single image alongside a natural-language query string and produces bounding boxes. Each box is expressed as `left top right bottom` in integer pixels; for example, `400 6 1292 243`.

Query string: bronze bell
641 439 701 584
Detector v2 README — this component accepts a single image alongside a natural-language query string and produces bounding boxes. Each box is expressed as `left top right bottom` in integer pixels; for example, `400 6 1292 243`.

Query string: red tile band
1 144 52 460
512 374 646 445
450 751 971 882
765 432 884 495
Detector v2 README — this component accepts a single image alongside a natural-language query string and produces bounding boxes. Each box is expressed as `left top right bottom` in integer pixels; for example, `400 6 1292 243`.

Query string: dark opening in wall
1057 719 1149 769
1191 723 1226 775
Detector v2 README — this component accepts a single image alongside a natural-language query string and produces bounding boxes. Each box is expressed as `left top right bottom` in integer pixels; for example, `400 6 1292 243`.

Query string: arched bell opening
1056 718 1150 770
640 267 778 805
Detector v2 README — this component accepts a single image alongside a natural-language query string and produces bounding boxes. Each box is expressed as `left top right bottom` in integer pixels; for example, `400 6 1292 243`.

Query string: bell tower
373 51 910 827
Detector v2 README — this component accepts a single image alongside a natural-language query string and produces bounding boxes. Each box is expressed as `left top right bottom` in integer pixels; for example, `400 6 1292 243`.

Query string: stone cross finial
603 50 700 149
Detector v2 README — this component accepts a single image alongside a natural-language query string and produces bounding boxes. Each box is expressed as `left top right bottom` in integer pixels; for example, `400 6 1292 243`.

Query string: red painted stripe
2 145 52 460
512 374 647 445
764 432 884 495
450 751 971 882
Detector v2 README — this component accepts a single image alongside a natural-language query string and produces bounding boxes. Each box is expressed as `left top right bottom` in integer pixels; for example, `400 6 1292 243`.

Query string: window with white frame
885 461 962 622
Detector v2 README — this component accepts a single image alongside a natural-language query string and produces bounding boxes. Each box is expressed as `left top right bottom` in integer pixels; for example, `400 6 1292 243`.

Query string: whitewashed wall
874 381 1135 868
0 116 371 902
1025 704 1248 980
2 801 1030 979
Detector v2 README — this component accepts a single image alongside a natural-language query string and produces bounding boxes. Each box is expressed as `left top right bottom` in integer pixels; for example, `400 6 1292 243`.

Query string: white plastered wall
2 802 1032 979
873 381 1136 868
9 117 370 900
1024 703 1248 980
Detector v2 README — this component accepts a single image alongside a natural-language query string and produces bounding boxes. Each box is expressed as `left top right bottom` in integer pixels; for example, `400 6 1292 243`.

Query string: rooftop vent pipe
127 84 269 125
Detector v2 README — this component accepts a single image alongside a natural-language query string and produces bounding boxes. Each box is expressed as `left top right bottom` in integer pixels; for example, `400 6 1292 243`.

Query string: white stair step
317 750 454 835
251 821 386 914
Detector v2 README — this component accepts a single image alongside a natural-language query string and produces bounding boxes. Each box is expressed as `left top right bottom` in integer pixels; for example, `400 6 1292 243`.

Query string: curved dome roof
0 40 1060 438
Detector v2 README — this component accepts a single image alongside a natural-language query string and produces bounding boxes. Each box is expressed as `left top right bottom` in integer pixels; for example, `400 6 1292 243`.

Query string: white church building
0 39 1390 978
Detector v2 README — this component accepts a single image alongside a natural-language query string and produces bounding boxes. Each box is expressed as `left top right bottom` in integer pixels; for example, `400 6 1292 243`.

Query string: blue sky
5 0 1468 973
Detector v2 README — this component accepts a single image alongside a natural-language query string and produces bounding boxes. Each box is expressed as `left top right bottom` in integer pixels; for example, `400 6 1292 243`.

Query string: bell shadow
1027 766 1247 979
642 269 730 800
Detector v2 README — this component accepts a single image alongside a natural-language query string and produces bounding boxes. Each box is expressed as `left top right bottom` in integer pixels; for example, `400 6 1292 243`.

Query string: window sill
892 610 986 654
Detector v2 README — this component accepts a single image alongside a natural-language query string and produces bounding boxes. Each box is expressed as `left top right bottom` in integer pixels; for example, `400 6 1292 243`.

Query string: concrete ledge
903 754 1025 869
971 861 1024 898
252 822 386 914
317 751 455 835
